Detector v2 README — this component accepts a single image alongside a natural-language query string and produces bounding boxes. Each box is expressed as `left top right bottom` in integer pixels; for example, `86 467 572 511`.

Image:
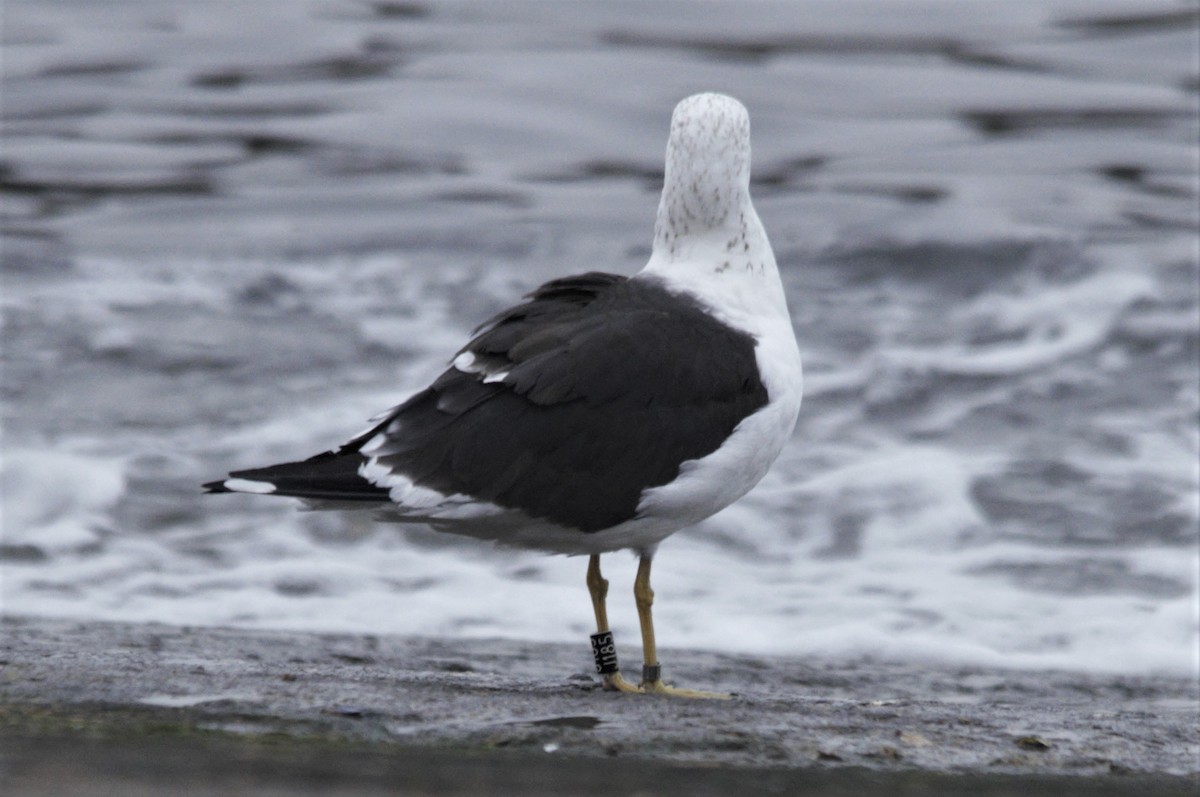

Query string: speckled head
655 93 754 248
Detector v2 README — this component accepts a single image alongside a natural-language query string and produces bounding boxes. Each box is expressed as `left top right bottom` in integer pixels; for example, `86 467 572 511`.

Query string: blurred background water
2 0 1197 676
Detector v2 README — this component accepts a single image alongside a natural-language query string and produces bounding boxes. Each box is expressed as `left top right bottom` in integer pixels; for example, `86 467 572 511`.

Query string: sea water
3 0 1197 676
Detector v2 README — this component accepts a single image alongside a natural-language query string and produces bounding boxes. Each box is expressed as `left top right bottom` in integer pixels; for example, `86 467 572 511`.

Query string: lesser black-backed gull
206 92 804 698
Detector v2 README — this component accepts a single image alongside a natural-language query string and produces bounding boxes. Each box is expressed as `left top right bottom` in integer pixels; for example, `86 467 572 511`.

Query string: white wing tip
223 478 277 494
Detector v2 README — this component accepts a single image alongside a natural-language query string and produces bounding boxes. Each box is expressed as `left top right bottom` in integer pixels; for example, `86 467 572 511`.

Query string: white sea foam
4 430 1196 676
1 450 126 552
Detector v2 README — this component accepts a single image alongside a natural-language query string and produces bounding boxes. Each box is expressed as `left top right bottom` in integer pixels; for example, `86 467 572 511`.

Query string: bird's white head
653 93 753 253
643 93 790 327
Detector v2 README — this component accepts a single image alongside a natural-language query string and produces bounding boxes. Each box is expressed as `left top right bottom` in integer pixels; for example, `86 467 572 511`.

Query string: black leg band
642 663 661 684
589 631 619 675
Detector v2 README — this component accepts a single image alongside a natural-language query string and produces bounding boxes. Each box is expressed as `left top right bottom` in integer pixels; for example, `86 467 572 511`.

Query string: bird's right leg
587 554 639 693
631 553 730 699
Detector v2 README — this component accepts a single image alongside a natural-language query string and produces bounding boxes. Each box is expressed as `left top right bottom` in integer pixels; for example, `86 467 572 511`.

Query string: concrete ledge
2 617 1196 795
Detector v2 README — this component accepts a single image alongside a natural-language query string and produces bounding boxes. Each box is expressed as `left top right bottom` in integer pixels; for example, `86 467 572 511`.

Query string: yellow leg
586 554 638 693
633 554 731 699
632 554 659 680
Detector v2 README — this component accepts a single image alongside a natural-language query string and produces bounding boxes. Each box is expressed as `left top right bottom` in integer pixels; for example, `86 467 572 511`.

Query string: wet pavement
2 616 1196 795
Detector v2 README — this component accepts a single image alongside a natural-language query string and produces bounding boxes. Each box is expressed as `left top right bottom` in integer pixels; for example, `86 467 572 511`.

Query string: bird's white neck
641 213 789 333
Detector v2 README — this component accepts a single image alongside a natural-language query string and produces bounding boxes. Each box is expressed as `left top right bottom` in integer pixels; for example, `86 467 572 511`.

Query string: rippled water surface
3 0 1198 675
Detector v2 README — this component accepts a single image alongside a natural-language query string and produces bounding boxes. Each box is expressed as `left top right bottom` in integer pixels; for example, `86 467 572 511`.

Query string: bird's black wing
207 272 768 532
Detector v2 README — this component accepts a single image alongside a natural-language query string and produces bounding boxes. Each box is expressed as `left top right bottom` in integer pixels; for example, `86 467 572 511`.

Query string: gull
206 93 803 697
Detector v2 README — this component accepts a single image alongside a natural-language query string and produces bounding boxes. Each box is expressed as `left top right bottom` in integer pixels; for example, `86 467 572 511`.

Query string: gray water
2 0 1198 675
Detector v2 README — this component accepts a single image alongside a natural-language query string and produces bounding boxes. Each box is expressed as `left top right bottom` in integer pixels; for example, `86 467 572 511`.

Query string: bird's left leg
633 553 731 699
586 554 639 693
